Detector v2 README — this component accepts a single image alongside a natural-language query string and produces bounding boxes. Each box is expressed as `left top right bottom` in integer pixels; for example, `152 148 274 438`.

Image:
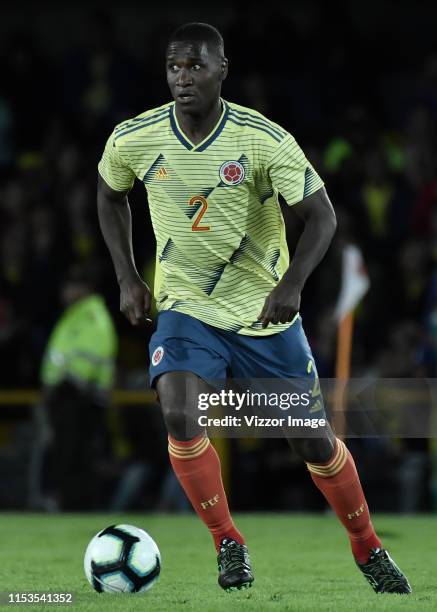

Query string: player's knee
161 405 191 439
292 437 335 464
155 373 201 440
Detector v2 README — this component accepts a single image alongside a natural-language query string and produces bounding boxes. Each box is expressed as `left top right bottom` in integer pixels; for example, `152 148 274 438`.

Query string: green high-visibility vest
41 294 117 392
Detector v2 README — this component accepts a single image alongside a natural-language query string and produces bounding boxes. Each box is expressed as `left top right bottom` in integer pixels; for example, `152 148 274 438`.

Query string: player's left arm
259 186 337 328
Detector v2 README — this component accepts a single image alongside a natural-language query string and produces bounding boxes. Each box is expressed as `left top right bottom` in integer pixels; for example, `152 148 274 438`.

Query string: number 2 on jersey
189 195 210 231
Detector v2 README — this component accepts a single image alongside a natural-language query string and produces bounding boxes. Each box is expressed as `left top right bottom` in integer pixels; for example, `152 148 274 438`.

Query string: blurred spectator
30 265 117 510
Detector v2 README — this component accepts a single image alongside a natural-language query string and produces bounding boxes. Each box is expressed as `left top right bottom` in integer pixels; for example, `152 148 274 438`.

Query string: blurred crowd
0 3 436 510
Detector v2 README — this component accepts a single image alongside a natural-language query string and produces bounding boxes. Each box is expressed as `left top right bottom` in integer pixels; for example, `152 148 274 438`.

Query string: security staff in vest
34 265 117 510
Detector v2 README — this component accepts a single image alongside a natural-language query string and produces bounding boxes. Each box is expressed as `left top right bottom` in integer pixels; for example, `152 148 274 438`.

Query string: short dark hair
168 22 224 57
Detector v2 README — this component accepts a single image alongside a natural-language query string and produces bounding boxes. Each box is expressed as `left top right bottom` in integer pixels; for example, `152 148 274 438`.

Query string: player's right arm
97 131 151 327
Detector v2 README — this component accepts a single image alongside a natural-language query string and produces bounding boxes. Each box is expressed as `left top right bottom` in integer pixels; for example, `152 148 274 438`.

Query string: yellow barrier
0 390 156 405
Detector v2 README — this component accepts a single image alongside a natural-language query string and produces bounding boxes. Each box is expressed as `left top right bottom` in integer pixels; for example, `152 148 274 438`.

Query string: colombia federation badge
219 160 245 186
152 346 164 366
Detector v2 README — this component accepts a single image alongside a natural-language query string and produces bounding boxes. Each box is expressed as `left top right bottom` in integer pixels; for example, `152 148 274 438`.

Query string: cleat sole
224 581 252 592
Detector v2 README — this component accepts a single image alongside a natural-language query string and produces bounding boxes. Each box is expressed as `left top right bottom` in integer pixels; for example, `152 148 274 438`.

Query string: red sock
168 434 244 551
307 439 382 563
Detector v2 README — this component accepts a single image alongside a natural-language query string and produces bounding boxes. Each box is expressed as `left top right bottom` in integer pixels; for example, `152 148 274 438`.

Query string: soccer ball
84 524 161 593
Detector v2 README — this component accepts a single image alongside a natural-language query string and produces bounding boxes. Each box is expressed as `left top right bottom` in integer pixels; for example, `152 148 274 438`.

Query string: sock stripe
169 440 209 459
307 439 347 477
306 439 348 478
307 440 346 477
169 435 209 453
168 436 210 460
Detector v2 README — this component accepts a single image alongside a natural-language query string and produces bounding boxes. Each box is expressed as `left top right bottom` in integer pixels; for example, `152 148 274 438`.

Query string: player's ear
220 57 228 81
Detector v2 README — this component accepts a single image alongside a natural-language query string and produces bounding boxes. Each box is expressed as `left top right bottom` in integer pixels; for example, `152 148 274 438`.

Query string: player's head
166 23 228 114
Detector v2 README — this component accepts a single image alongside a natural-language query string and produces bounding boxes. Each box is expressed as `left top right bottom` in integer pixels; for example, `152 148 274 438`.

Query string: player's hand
258 279 301 328
119 277 152 326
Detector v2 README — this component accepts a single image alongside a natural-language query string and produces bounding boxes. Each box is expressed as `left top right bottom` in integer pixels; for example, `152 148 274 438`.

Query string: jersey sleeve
268 134 324 206
98 130 136 192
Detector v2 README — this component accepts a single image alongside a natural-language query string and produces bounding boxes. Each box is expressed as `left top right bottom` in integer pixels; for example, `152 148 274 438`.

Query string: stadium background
0 0 436 514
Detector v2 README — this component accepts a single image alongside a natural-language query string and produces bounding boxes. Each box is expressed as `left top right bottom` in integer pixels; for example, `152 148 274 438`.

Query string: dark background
0 1 436 511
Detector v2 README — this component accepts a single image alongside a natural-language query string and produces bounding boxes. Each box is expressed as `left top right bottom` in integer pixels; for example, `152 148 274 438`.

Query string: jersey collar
170 99 229 152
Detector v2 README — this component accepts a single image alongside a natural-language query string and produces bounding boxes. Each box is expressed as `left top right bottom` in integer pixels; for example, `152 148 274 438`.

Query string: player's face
166 41 226 114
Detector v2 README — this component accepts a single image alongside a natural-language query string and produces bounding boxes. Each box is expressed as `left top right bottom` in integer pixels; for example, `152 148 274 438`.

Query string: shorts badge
152 346 164 366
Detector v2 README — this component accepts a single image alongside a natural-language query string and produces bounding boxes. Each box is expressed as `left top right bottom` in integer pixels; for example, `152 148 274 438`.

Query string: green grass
0 513 435 611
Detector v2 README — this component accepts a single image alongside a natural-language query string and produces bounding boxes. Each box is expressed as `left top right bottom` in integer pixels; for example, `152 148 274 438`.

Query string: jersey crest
219 160 245 186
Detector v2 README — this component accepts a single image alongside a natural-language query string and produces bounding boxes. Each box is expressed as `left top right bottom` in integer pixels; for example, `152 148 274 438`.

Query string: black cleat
217 538 254 591
356 548 412 594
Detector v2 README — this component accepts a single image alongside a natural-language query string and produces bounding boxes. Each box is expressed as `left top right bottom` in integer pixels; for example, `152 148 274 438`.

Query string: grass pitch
0 513 435 611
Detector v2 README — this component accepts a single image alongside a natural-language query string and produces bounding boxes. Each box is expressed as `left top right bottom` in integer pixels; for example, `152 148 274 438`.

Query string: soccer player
97 23 411 594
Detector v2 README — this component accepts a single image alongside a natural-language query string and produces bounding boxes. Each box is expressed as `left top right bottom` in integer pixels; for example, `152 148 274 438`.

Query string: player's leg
288 424 382 562
229 317 411 593
157 370 243 546
282 322 411 594
156 371 253 590
297 428 411 593
149 311 253 590
286 424 336 462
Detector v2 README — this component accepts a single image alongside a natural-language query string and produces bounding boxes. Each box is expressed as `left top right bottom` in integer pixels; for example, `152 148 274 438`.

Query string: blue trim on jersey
228 116 282 143
196 102 230 152
114 107 171 134
159 238 174 262
114 112 170 141
204 262 227 295
303 166 320 198
143 153 165 184
169 101 229 152
228 108 286 139
260 188 274 204
228 111 283 142
169 105 193 150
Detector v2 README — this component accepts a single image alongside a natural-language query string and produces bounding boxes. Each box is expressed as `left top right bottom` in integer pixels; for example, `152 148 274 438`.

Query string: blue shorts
149 311 319 388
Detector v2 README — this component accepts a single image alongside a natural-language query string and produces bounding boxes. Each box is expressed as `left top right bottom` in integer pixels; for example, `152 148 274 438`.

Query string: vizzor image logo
219 160 245 185
152 346 164 366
